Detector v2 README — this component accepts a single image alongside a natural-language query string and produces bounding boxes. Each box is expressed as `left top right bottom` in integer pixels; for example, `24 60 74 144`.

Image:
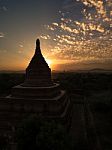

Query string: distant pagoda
6 39 71 119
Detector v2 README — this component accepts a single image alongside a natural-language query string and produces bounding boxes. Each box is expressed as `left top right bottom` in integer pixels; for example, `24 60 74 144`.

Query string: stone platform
6 90 69 118
11 83 60 98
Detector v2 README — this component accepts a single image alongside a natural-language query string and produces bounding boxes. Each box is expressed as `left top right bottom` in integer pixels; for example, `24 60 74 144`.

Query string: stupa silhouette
10 39 70 118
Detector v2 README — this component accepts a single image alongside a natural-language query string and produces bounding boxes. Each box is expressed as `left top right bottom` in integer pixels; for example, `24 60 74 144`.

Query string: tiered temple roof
22 39 53 87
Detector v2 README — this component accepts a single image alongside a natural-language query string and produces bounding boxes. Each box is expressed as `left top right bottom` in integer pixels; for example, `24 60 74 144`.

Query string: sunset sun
46 59 52 68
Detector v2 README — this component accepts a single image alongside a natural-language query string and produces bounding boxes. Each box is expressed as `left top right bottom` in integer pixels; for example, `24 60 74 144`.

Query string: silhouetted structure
0 39 71 134
23 39 52 87
10 39 70 118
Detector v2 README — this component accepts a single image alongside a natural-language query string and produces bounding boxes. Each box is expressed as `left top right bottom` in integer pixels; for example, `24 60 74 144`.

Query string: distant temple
0 39 71 133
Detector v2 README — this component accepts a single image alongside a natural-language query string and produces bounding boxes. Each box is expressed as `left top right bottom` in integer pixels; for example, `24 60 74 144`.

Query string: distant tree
0 134 10 150
0 73 25 95
16 115 73 150
16 115 41 150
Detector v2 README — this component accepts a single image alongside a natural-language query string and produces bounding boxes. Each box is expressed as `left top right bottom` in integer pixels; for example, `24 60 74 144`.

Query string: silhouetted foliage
0 134 10 150
0 73 25 95
0 72 112 97
15 115 73 150
53 72 112 97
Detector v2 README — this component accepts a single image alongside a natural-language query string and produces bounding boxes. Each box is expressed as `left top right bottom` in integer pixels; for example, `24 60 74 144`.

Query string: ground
0 72 112 150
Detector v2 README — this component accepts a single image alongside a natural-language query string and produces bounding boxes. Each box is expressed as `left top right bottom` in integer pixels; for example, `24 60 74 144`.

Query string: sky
0 0 112 71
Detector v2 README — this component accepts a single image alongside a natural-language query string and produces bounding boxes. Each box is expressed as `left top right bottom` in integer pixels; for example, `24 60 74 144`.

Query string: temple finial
36 39 40 49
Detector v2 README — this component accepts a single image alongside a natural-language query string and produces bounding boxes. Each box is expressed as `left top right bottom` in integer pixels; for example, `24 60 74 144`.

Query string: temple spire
36 39 40 49
35 38 41 54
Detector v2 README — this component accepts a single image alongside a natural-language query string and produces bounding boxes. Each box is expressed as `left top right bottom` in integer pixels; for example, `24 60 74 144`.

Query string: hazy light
45 58 52 68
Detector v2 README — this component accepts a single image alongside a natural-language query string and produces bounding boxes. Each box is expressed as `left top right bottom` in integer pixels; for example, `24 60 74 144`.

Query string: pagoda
7 39 70 119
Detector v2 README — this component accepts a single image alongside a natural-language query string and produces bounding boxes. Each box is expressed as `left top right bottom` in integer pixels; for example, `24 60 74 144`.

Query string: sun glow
46 59 52 68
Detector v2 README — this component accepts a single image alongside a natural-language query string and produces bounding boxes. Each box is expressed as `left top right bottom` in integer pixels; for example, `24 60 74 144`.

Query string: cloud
18 51 23 54
0 6 7 12
2 6 7 11
0 50 7 53
40 0 112 65
62 0 82 10
40 35 51 40
0 32 5 38
19 44 23 48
